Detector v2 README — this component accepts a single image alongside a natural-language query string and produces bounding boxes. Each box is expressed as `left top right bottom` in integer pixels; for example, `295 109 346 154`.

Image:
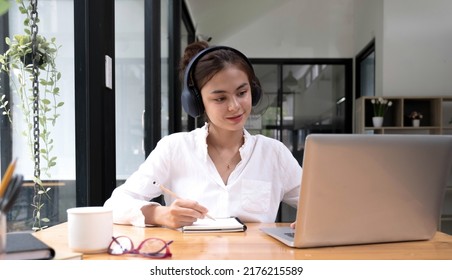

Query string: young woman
104 41 302 229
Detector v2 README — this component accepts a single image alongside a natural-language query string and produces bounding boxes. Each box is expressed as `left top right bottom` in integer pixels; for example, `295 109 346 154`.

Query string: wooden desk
33 222 452 260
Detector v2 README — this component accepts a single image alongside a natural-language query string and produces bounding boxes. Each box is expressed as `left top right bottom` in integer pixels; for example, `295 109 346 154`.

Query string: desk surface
33 222 452 260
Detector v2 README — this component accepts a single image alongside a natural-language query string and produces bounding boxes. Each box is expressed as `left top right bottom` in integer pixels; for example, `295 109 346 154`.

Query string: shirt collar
195 123 255 161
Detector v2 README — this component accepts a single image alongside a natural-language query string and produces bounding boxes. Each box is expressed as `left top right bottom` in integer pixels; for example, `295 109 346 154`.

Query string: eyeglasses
108 236 173 258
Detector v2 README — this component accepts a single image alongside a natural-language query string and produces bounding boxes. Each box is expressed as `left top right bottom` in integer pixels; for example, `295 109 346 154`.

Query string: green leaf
34 177 43 186
0 0 9 16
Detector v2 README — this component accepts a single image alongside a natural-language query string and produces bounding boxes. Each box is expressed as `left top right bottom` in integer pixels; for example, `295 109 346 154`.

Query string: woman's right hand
143 199 209 229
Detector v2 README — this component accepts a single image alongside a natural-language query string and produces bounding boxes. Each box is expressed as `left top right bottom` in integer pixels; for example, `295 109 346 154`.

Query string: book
31 225 83 260
5 232 55 260
182 217 247 233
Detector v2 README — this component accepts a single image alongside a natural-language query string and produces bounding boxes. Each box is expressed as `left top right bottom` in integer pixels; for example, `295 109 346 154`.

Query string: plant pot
372 116 384 128
21 51 47 67
412 119 420 127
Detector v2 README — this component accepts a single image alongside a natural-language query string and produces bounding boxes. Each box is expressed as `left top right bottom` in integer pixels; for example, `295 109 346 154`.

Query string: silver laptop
261 134 452 248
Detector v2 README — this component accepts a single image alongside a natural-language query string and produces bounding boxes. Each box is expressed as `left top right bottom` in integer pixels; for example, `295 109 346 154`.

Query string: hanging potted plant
0 0 63 231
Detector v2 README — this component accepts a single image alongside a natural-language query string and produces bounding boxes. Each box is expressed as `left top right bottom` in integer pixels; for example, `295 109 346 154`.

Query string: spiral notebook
182 217 247 233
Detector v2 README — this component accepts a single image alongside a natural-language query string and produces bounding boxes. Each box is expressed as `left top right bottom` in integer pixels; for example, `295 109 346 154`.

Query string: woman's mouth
226 114 243 123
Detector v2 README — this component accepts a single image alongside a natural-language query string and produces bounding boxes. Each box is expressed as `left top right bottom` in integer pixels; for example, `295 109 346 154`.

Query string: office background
1 0 451 231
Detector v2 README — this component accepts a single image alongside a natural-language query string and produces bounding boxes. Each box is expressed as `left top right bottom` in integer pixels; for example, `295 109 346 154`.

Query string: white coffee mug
67 206 113 253
0 212 6 260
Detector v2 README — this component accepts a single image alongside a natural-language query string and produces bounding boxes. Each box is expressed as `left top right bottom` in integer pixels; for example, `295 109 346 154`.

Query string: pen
155 182 216 221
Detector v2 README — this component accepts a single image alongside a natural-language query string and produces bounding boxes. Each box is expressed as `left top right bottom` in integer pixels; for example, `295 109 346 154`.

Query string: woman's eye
214 97 225 102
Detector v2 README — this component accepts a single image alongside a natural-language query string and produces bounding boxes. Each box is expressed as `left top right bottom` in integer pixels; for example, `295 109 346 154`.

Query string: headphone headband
181 45 262 118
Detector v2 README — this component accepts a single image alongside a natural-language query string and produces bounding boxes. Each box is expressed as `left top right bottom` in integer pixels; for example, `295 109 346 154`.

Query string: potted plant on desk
0 0 63 231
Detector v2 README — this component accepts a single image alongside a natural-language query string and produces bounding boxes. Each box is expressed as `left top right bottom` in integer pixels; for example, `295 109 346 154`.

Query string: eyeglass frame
107 235 173 258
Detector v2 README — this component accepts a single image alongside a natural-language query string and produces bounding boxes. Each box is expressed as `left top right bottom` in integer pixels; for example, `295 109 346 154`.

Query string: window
356 40 375 98
1 0 75 231
114 0 145 181
249 59 353 165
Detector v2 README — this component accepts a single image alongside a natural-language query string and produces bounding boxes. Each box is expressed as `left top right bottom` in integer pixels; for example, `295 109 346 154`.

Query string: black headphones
181 46 262 118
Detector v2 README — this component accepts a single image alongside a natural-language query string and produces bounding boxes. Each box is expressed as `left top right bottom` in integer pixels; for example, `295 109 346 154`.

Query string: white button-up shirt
104 124 302 227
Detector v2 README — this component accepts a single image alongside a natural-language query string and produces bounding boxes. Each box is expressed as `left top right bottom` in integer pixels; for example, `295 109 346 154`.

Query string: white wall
382 0 452 97
353 0 383 97
190 0 355 58
354 0 452 97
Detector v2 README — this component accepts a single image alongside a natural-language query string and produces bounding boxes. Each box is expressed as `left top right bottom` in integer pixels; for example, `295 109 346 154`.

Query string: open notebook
261 134 452 248
182 217 246 233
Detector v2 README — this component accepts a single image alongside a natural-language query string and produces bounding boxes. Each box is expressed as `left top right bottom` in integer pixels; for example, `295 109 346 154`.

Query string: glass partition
114 0 145 181
249 62 348 166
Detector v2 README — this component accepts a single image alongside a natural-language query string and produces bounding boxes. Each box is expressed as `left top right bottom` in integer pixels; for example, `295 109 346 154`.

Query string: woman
104 41 302 229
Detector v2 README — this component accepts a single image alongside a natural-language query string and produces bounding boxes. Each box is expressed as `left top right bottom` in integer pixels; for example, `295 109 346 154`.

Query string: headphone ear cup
251 80 262 106
192 87 204 116
181 84 204 118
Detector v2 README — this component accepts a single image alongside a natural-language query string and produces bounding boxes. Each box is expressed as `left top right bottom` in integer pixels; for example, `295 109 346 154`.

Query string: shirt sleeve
104 188 160 227
103 136 173 227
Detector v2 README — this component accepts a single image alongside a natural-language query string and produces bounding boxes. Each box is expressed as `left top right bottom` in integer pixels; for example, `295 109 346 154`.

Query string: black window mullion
144 0 161 155
74 0 116 206
0 12 11 175
168 0 182 134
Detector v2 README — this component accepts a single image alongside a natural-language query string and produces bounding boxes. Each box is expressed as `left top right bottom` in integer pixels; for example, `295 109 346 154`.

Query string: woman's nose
228 97 239 111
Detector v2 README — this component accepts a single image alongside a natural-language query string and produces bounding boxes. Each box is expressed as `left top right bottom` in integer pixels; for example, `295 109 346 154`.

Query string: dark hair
179 41 258 94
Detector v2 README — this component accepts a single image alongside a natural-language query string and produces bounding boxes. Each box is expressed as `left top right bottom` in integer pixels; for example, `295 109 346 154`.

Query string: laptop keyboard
284 232 295 238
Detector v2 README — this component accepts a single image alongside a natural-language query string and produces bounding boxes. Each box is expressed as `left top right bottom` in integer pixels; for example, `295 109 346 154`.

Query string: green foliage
0 0 63 231
0 0 9 16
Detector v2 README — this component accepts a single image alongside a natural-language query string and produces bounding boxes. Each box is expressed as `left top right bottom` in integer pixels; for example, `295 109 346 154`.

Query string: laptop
261 134 452 248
